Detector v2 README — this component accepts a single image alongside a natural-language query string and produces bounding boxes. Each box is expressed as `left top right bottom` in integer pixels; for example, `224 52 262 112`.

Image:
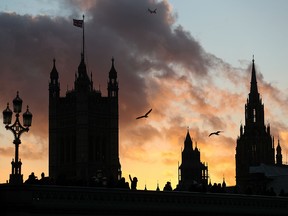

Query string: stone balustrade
1 184 288 215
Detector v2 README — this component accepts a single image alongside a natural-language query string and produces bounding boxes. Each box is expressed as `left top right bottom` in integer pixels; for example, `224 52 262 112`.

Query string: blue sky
169 0 288 89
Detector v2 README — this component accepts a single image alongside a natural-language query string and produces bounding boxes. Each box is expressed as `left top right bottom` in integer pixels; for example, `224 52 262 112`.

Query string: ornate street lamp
3 91 32 184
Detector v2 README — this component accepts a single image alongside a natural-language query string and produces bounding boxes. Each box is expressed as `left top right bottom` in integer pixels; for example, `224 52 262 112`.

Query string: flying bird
209 131 223 137
136 109 152 119
148 8 157 14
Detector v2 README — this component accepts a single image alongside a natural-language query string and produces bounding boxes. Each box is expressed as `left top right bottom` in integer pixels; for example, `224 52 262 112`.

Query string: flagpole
82 14 85 59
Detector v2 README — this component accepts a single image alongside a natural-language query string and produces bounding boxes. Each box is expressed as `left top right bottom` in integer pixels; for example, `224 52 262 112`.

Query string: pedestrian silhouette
129 174 138 190
25 172 37 184
163 181 172 191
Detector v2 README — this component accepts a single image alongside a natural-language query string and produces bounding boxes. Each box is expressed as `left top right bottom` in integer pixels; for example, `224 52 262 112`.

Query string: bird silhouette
209 131 223 137
136 109 152 119
148 8 157 14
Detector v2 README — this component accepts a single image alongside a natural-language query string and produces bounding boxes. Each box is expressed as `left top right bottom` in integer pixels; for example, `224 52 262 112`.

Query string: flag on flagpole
73 19 83 28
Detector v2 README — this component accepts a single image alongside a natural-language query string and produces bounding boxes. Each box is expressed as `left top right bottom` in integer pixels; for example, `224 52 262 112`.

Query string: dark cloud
0 0 213 128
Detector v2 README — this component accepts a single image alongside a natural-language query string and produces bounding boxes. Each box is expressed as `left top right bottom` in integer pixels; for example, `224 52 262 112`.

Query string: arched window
253 109 256 122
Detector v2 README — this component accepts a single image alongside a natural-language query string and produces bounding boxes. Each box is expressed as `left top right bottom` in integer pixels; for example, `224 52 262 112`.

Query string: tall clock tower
236 58 275 191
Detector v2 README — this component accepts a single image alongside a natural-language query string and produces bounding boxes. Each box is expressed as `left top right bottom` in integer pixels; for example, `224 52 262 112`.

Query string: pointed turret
50 58 58 80
49 58 60 98
109 57 117 80
78 53 87 77
178 129 208 190
249 57 259 100
184 129 193 151
245 57 265 127
276 139 283 165
75 53 92 92
222 176 226 189
108 58 119 98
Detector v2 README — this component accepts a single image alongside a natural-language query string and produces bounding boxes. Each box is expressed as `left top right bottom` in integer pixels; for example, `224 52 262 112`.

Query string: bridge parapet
1 184 288 215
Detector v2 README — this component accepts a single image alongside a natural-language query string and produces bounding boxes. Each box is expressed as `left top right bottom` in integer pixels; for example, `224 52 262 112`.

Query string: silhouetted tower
49 59 60 99
108 58 119 98
276 139 283 165
178 129 208 190
236 58 274 191
49 55 121 185
222 177 226 190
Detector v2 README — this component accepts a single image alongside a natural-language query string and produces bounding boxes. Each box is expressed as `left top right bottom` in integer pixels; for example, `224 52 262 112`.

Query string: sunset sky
1 0 288 190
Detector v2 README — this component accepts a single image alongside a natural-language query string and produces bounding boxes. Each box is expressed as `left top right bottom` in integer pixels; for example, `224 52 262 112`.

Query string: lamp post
3 91 32 184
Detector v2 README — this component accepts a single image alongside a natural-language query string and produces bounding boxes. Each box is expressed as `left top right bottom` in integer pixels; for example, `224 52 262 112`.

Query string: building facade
178 130 208 190
235 58 283 193
49 54 121 185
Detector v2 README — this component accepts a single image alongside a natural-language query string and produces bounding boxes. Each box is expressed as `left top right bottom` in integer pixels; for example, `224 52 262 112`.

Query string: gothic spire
249 57 259 102
245 56 265 127
184 129 193 150
108 57 119 97
49 58 60 98
276 138 283 165
50 58 58 80
277 139 281 151
109 57 117 80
